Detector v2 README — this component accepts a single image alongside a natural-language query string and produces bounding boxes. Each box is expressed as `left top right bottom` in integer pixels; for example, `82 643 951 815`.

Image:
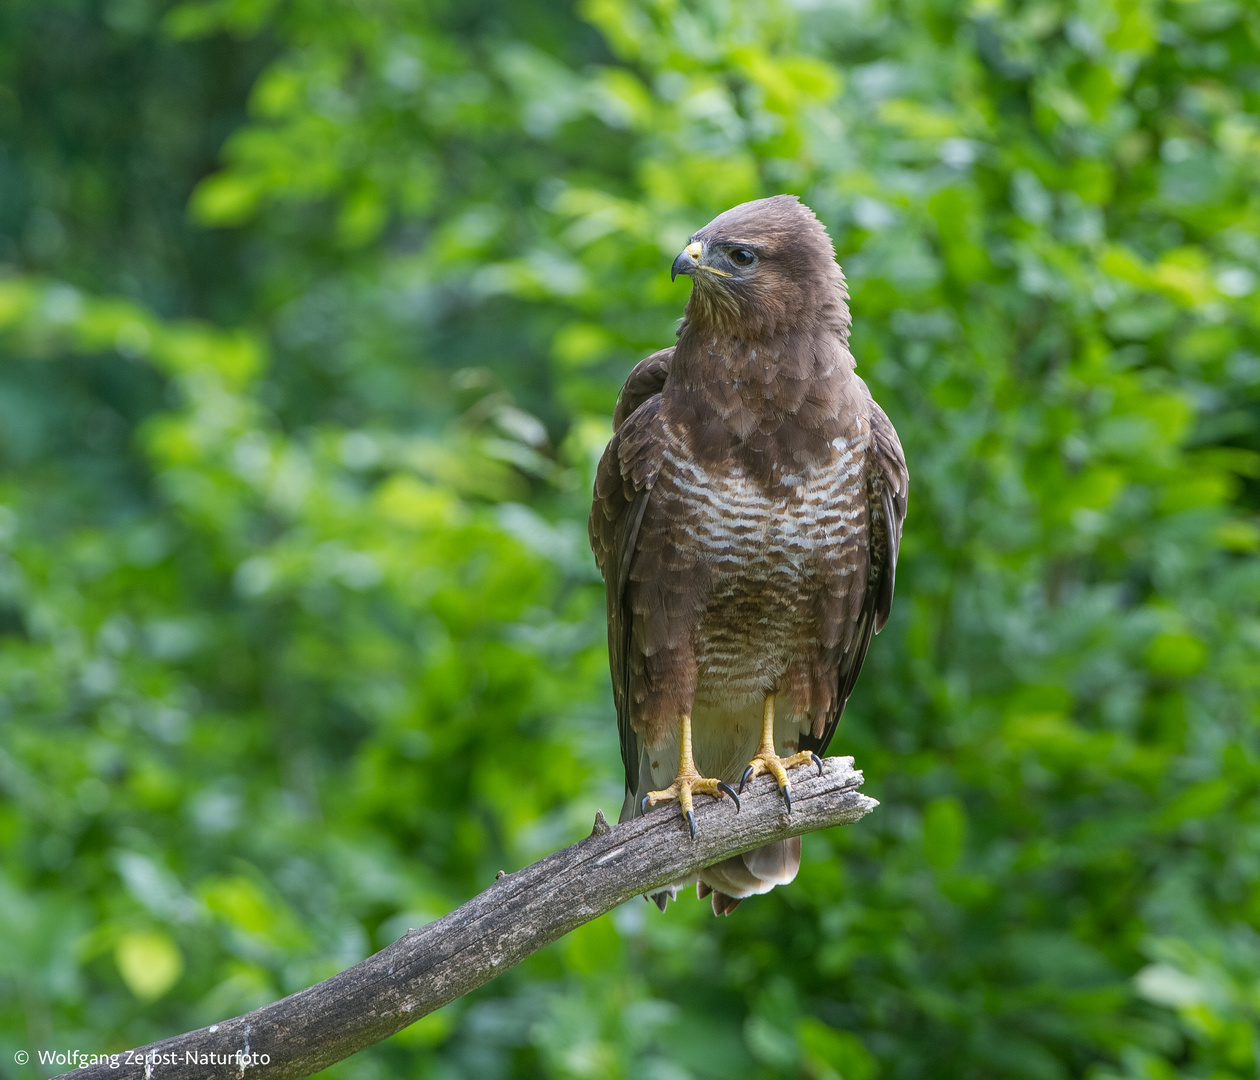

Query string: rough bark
52 757 874 1080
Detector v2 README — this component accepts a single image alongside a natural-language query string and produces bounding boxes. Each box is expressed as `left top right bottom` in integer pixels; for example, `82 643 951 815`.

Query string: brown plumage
589 195 908 914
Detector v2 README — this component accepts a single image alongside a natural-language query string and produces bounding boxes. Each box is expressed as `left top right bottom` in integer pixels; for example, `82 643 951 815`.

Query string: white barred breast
657 425 869 712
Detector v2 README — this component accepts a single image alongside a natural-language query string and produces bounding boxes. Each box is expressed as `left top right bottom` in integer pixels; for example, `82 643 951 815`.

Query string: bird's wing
589 348 673 795
614 347 672 430
803 390 908 758
868 395 909 633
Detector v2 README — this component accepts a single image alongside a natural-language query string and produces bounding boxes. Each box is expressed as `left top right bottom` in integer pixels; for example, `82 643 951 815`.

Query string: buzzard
589 195 907 915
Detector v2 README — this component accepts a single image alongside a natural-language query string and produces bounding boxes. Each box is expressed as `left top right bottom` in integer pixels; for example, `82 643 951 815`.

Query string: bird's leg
642 712 739 839
739 694 824 812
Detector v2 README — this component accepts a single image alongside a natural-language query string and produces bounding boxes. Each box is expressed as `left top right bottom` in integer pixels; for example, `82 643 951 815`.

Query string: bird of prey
588 195 907 915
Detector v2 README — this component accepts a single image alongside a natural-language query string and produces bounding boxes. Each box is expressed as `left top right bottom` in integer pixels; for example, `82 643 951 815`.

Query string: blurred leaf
114 932 184 1001
922 797 966 870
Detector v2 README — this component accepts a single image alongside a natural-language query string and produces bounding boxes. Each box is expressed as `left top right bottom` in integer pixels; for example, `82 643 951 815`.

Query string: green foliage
2 1 1259 1078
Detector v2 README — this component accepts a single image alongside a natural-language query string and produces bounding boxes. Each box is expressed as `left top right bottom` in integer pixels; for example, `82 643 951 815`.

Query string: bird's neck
671 322 855 406
666 324 859 483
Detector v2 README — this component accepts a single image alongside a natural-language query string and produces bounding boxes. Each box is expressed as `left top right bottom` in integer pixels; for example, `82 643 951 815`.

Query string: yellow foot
642 771 740 839
739 749 823 813
741 693 824 813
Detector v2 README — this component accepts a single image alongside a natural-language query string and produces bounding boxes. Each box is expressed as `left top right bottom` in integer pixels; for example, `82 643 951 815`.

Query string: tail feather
742 836 802 885
697 837 801 913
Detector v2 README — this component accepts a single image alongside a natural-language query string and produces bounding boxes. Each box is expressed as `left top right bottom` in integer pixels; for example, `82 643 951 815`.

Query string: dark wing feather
802 392 908 758
614 347 672 429
590 348 673 793
869 396 909 633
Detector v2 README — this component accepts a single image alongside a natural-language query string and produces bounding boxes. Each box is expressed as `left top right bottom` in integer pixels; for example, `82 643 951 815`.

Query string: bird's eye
729 249 755 266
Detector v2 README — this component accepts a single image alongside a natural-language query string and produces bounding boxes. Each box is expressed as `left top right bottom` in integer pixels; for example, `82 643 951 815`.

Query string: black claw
653 892 669 912
739 765 754 794
811 751 824 777
685 809 696 840
640 795 650 816
716 781 740 811
780 784 792 813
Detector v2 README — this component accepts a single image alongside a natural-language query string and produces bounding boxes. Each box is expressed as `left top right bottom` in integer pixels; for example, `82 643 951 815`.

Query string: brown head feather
679 194 850 343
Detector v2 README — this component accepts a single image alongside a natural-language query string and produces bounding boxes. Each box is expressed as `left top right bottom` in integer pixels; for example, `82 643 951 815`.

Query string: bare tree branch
53 757 875 1080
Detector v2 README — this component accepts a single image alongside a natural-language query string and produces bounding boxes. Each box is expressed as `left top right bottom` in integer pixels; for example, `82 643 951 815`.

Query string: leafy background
2 0 1259 1077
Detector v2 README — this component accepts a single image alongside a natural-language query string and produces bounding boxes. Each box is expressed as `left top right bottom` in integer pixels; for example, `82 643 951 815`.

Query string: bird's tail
696 837 802 915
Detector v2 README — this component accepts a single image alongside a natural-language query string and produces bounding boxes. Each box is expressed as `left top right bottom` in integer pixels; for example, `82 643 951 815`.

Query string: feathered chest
654 423 870 703
657 424 867 577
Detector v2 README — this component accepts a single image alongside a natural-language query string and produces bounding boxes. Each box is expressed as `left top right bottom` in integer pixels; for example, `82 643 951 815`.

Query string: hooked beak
671 241 703 282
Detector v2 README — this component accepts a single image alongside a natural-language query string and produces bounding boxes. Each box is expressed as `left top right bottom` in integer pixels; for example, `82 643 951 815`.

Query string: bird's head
672 194 849 341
